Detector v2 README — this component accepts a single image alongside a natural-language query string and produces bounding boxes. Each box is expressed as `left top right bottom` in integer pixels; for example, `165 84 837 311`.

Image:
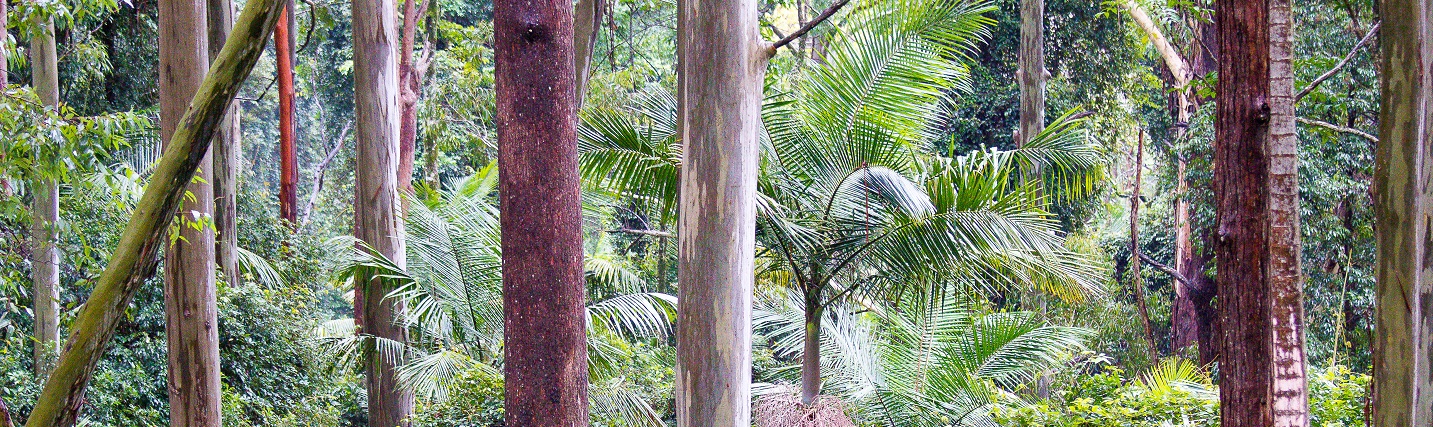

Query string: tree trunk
29 15 61 376
276 6 297 224
493 1 589 426
23 2 284 424
1214 0 1308 425
800 300 822 404
209 0 241 287
1130 131 1159 362
159 0 224 423
573 0 602 109
1016 0 1045 147
397 0 432 193
674 0 763 424
352 0 412 421
1372 0 1433 422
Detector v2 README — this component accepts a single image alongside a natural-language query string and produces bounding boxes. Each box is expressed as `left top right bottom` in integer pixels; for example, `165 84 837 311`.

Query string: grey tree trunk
23 0 285 423
159 0 223 423
573 0 602 108
29 15 61 376
675 0 763 425
352 0 412 422
1214 0 1307 425
208 0 241 288
493 0 590 425
1372 0 1433 422
1016 0 1045 147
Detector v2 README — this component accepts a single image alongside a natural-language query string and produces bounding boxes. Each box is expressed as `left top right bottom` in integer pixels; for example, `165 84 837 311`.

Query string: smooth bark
277 6 297 223
397 0 432 192
675 0 763 424
1214 0 1308 425
209 0 241 287
352 0 412 421
159 0 224 423
573 0 602 108
29 15 61 376
494 0 590 425
1373 0 1433 423
23 1 284 423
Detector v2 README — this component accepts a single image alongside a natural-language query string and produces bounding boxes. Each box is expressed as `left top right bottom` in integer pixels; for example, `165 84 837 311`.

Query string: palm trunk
351 0 412 421
800 302 822 404
23 2 283 424
1372 0 1433 422
208 0 241 287
1214 0 1307 425
159 0 224 423
29 15 61 376
675 0 764 425
493 1 589 425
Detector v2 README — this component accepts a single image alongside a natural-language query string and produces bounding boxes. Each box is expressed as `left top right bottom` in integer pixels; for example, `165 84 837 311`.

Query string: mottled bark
29 15 61 376
276 7 297 224
675 0 763 424
159 0 223 423
352 0 412 421
1016 0 1045 147
23 1 284 423
208 0 241 287
493 1 589 426
1372 0 1433 423
1214 0 1307 425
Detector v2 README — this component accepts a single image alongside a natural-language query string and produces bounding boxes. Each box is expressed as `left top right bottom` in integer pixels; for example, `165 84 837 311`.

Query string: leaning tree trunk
159 0 224 423
1372 0 1433 422
493 1 590 425
1016 0 1045 148
351 0 413 422
208 0 240 288
675 0 764 424
23 1 284 424
29 14 61 376
1214 0 1308 425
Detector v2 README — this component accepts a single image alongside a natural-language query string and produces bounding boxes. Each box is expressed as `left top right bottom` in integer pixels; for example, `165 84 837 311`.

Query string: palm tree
323 169 675 426
753 290 1091 426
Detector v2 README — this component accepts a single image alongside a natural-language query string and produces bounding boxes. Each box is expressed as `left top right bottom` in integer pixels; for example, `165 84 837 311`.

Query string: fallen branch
24 0 285 424
1297 117 1378 143
1296 21 1380 102
767 0 850 57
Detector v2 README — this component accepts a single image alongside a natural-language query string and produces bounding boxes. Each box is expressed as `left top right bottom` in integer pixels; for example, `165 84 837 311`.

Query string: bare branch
1297 117 1378 143
300 120 353 227
1296 21 1380 102
1136 251 1191 287
606 228 675 239
766 0 850 58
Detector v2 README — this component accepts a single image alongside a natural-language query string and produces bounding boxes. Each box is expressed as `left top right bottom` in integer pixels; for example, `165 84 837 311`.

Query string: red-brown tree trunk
159 0 223 422
494 1 589 425
351 0 412 422
396 0 430 192
276 6 297 224
1214 0 1308 425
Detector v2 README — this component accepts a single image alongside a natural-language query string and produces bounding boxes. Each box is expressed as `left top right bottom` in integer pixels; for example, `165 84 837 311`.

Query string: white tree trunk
674 0 764 425
1373 0 1433 423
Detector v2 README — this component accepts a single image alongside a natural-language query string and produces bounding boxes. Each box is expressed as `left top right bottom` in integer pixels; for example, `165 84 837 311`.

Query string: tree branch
1296 21 1379 102
1136 250 1191 287
300 120 352 227
1297 117 1378 143
606 228 675 239
766 0 850 58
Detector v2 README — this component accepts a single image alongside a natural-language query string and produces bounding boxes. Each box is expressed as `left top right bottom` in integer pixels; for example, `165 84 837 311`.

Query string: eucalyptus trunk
1016 0 1045 147
352 0 412 421
23 1 284 423
1214 0 1308 425
29 15 61 376
573 0 602 108
208 0 241 287
494 0 589 425
675 0 763 424
1372 0 1433 422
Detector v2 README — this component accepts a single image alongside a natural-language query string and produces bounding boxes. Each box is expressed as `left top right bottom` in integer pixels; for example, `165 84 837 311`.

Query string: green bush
410 366 505 427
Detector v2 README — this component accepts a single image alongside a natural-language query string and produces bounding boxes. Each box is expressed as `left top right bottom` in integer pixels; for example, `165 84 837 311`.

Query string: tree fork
23 0 284 424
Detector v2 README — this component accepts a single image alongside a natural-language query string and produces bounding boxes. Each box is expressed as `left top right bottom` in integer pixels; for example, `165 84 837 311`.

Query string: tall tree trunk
352 0 412 421
1016 0 1045 147
29 15 61 376
276 6 297 224
209 0 241 288
159 0 224 423
675 0 763 424
493 1 589 426
573 0 602 109
1372 0 1433 422
1130 131 1159 362
397 0 432 193
1214 0 1307 425
24 2 284 424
